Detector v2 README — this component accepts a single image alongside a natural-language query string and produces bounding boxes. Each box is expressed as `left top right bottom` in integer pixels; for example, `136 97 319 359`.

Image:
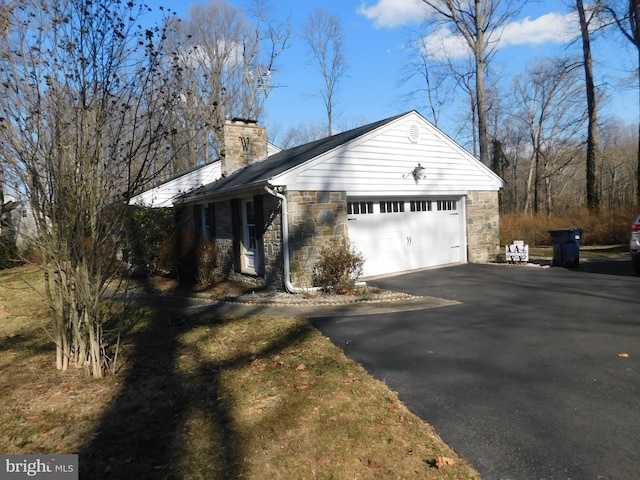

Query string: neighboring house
1 195 38 248
174 111 506 291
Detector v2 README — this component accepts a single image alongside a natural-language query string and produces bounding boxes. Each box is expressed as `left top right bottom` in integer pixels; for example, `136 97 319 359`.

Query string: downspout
264 185 321 294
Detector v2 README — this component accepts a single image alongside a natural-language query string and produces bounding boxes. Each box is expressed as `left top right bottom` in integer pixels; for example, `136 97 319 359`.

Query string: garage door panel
348 217 407 275
347 198 463 277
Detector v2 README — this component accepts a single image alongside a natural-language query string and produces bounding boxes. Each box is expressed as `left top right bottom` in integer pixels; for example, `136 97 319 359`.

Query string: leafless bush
314 237 364 294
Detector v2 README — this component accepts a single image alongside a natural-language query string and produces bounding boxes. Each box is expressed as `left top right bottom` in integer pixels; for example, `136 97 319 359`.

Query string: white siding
130 162 221 208
270 111 505 196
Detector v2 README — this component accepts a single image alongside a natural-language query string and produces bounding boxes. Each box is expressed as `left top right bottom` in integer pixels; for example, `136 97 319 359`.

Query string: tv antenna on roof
252 67 286 99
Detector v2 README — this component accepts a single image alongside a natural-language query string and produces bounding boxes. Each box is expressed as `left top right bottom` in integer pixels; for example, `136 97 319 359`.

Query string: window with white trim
347 201 374 215
410 200 432 212
437 200 457 211
380 200 405 213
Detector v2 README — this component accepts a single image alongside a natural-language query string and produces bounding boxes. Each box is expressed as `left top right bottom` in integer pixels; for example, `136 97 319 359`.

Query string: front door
241 198 258 274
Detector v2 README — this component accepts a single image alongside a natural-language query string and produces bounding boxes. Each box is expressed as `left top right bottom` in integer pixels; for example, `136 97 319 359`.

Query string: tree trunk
577 0 600 210
45 269 71 372
475 0 489 165
471 90 478 158
524 153 535 214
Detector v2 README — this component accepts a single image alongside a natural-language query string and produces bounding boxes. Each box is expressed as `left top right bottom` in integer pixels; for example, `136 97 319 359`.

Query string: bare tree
419 0 526 165
243 0 290 118
603 0 640 204
400 25 484 154
164 0 289 169
0 4 11 244
163 2 248 172
302 9 348 136
277 121 328 149
511 58 586 214
576 0 602 210
399 31 457 128
0 0 181 378
599 118 639 207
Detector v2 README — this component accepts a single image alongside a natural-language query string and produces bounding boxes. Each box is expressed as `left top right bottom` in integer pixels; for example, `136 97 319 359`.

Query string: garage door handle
407 236 412 246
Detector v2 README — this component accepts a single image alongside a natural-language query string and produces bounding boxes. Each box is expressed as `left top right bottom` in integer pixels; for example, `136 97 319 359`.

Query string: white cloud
358 0 426 28
420 11 580 61
421 27 470 60
499 12 579 47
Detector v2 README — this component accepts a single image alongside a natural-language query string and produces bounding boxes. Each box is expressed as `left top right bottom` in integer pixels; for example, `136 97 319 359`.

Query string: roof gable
179 111 506 203
271 111 505 195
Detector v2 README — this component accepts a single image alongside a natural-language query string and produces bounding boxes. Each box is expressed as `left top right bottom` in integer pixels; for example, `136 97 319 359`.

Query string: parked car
632 213 640 275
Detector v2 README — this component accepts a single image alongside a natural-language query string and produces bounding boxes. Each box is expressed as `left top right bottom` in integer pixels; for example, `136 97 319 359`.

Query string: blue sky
150 0 638 146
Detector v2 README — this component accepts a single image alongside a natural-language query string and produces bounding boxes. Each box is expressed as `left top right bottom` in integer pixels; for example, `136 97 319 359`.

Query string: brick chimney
219 118 268 176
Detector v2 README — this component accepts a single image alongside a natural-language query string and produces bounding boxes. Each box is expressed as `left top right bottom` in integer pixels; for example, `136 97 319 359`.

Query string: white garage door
347 198 464 277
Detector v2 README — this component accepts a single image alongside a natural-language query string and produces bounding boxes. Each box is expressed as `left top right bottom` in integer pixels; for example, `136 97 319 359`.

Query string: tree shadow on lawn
0 331 54 356
79 294 312 480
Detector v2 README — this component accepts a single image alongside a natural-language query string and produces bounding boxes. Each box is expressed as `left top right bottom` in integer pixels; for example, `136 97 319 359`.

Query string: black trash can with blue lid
549 228 583 267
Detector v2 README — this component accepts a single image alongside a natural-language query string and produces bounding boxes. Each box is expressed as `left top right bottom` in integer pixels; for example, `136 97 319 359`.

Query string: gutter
264 186 321 294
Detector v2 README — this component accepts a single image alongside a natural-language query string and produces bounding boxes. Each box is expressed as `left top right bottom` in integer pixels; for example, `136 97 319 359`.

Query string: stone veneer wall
466 190 501 263
261 194 285 287
195 191 346 288
286 190 347 287
211 199 235 280
206 195 283 287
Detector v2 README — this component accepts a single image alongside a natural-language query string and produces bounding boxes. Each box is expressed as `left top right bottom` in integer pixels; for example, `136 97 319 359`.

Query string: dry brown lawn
0 266 481 480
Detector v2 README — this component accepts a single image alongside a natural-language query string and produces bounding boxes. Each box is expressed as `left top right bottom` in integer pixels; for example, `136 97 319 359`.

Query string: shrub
314 237 364 294
500 207 637 246
125 206 176 276
0 236 19 269
194 239 219 285
165 231 219 286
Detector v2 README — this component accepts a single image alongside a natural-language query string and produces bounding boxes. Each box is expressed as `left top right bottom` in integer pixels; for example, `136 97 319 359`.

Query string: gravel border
216 289 420 306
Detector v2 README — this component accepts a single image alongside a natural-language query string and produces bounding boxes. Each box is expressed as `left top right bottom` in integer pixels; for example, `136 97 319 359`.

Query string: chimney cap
227 117 258 126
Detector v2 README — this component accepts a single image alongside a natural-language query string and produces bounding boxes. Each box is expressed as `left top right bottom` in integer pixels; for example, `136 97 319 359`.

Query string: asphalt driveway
311 260 640 480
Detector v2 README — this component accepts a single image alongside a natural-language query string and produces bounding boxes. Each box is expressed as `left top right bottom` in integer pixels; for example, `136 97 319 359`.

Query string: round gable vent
408 124 420 143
